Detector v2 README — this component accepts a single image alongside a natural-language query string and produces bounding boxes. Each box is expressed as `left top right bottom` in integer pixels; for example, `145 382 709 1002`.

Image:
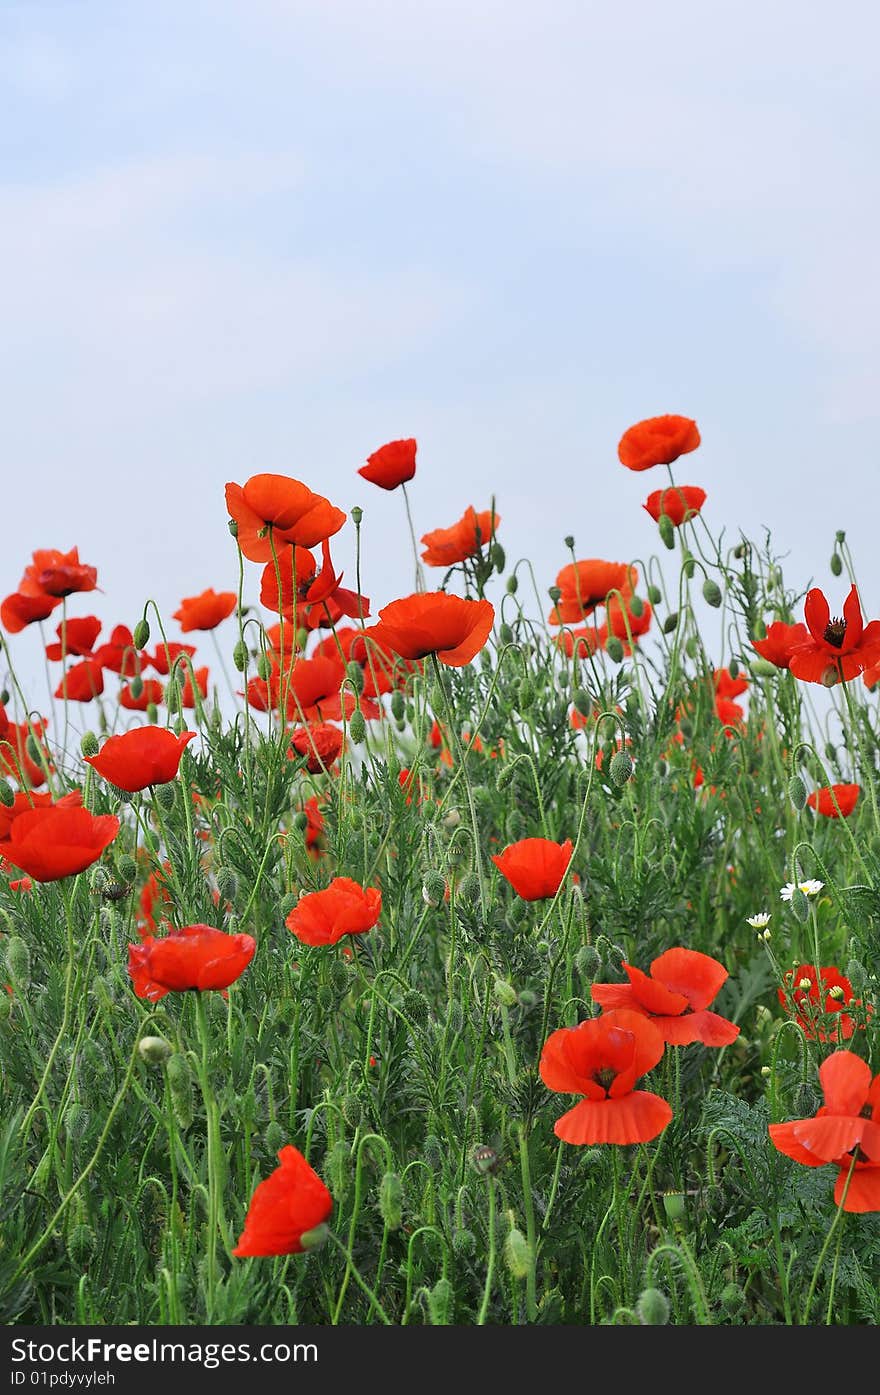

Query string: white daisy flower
746 912 771 929
780 879 824 902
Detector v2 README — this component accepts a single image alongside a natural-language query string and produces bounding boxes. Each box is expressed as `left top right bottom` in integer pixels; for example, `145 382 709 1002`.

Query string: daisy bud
471 1144 498 1176
827 984 845 1001
760 1065 771 1077
797 977 813 991
5 936 30 991
609 750 634 785
427 1278 453 1326
830 551 843 577
348 708 366 744
132 618 151 649
154 781 176 811
506 574 518 595
0 779 14 808
350 506 363 526
166 1053 193 1130
379 1172 403 1230
504 1222 533 1281
605 636 625 664
422 871 446 906
658 514 675 550
702 578 722 608
662 611 679 635
636 1288 670 1326
787 775 807 810
647 584 663 606
232 640 248 672
137 1035 172 1066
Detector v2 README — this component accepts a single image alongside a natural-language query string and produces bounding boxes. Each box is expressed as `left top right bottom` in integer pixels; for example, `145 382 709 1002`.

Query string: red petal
554 1092 672 1145
650 946 728 1011
819 1050 871 1115
835 1162 880 1213
768 1121 826 1166
803 588 831 645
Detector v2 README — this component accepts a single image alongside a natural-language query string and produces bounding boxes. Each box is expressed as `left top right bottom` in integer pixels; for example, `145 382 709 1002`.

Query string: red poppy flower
491 837 573 901
778 965 864 1043
54 659 105 703
285 876 381 947
0 590 62 633
555 626 602 660
4 805 120 881
180 666 209 708
714 668 749 700
358 437 417 491
349 627 421 692
592 947 740 1047
807 784 860 818
603 595 653 652
261 540 369 630
128 923 256 1001
233 1145 333 1256
549 561 637 626
301 795 325 855
371 592 494 668
92 625 146 678
226 474 346 563
45 616 102 661
138 863 173 936
19 547 98 598
715 695 744 728
148 642 197 676
285 655 378 725
788 586 880 685
752 620 810 670
643 485 706 526
540 1008 672 1144
420 507 499 568
769 1051 880 1213
0 718 52 788
120 678 165 711
0 789 83 847
85 727 196 791
618 415 701 472
173 589 236 633
288 722 345 772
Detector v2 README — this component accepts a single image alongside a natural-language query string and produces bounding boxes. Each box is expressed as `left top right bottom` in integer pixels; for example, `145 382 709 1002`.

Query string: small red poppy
788 585 880 685
643 485 706 527
4 805 120 882
807 784 860 818
769 1051 880 1213
618 415 701 472
540 1008 672 1145
174 589 237 633
226 474 346 563
233 1145 333 1256
45 616 102 660
592 947 740 1047
288 722 345 772
54 660 105 703
752 620 810 670
92 625 146 678
549 561 638 626
371 592 494 668
85 727 196 792
420 508 499 568
714 668 749 700
20 547 98 598
148 642 197 676
128 923 256 1001
285 876 381 946
491 837 573 901
358 438 417 491
0 591 62 633
778 965 863 1043
120 679 165 711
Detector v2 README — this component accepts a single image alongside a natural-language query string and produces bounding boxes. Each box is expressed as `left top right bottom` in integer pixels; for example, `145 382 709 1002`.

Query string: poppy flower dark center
823 617 847 648
593 1068 617 1091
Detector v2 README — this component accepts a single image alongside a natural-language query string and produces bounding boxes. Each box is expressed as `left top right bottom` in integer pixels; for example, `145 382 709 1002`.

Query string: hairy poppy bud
164 679 181 712
788 775 807 810
0 779 14 808
492 543 505 573
790 888 810 921
216 867 238 903
637 1288 670 1325
575 944 601 981
348 708 366 744
403 990 430 1027
232 640 248 672
494 977 518 1008
628 593 644 618
317 984 334 1012
656 757 668 777
506 574 518 595
345 660 365 694
750 618 767 641
0 688 8 704
662 1192 686 1222
682 552 696 579
573 688 591 717
609 750 633 786
166 1053 193 1130
154 781 176 811
658 514 675 550
702 578 722 608
137 1035 172 1066
504 1221 532 1281
452 1227 476 1257
116 853 138 884
830 551 843 577
422 870 446 906
750 658 779 677
390 689 405 722
605 636 625 664
427 1278 453 1326
499 622 514 644
662 611 679 635
647 584 663 606
256 653 272 681
379 1172 403 1230
5 936 30 990
720 1282 746 1318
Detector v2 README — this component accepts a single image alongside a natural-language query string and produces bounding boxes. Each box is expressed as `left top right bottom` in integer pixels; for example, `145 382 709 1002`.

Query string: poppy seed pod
350 506 363 525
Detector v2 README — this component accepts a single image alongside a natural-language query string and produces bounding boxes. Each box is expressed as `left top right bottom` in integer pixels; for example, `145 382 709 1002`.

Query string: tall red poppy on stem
420 508 499 568
285 876 381 946
643 485 706 526
85 727 196 792
0 590 62 632
233 1145 333 1256
358 438 417 491
807 784 860 818
288 722 345 772
549 561 637 626
173 589 236 632
4 805 120 881
618 415 701 472
591 947 740 1046
226 474 345 563
19 547 98 598
55 660 105 703
128 924 256 1000
769 1051 880 1212
540 1008 672 1144
491 837 573 901
788 586 880 684
752 620 810 670
45 617 102 660
371 592 494 668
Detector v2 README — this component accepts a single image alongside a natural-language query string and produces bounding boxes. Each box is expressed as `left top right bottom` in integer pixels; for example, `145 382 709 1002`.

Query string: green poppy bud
153 781 176 811
349 708 366 744
506 574 518 595
137 1035 172 1066
662 611 679 635
658 514 675 550
427 1277 453 1326
232 640 248 672
702 578 722 608
0 779 14 808
5 936 30 991
605 636 625 664
133 618 151 649
830 552 843 577
609 750 633 786
637 1288 670 1325
504 1223 532 1281
379 1172 403 1231
788 775 807 810
166 1053 193 1130
647 584 663 606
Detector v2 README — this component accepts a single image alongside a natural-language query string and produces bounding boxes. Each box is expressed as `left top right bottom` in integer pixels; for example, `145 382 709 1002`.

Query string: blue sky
2 1 879 707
